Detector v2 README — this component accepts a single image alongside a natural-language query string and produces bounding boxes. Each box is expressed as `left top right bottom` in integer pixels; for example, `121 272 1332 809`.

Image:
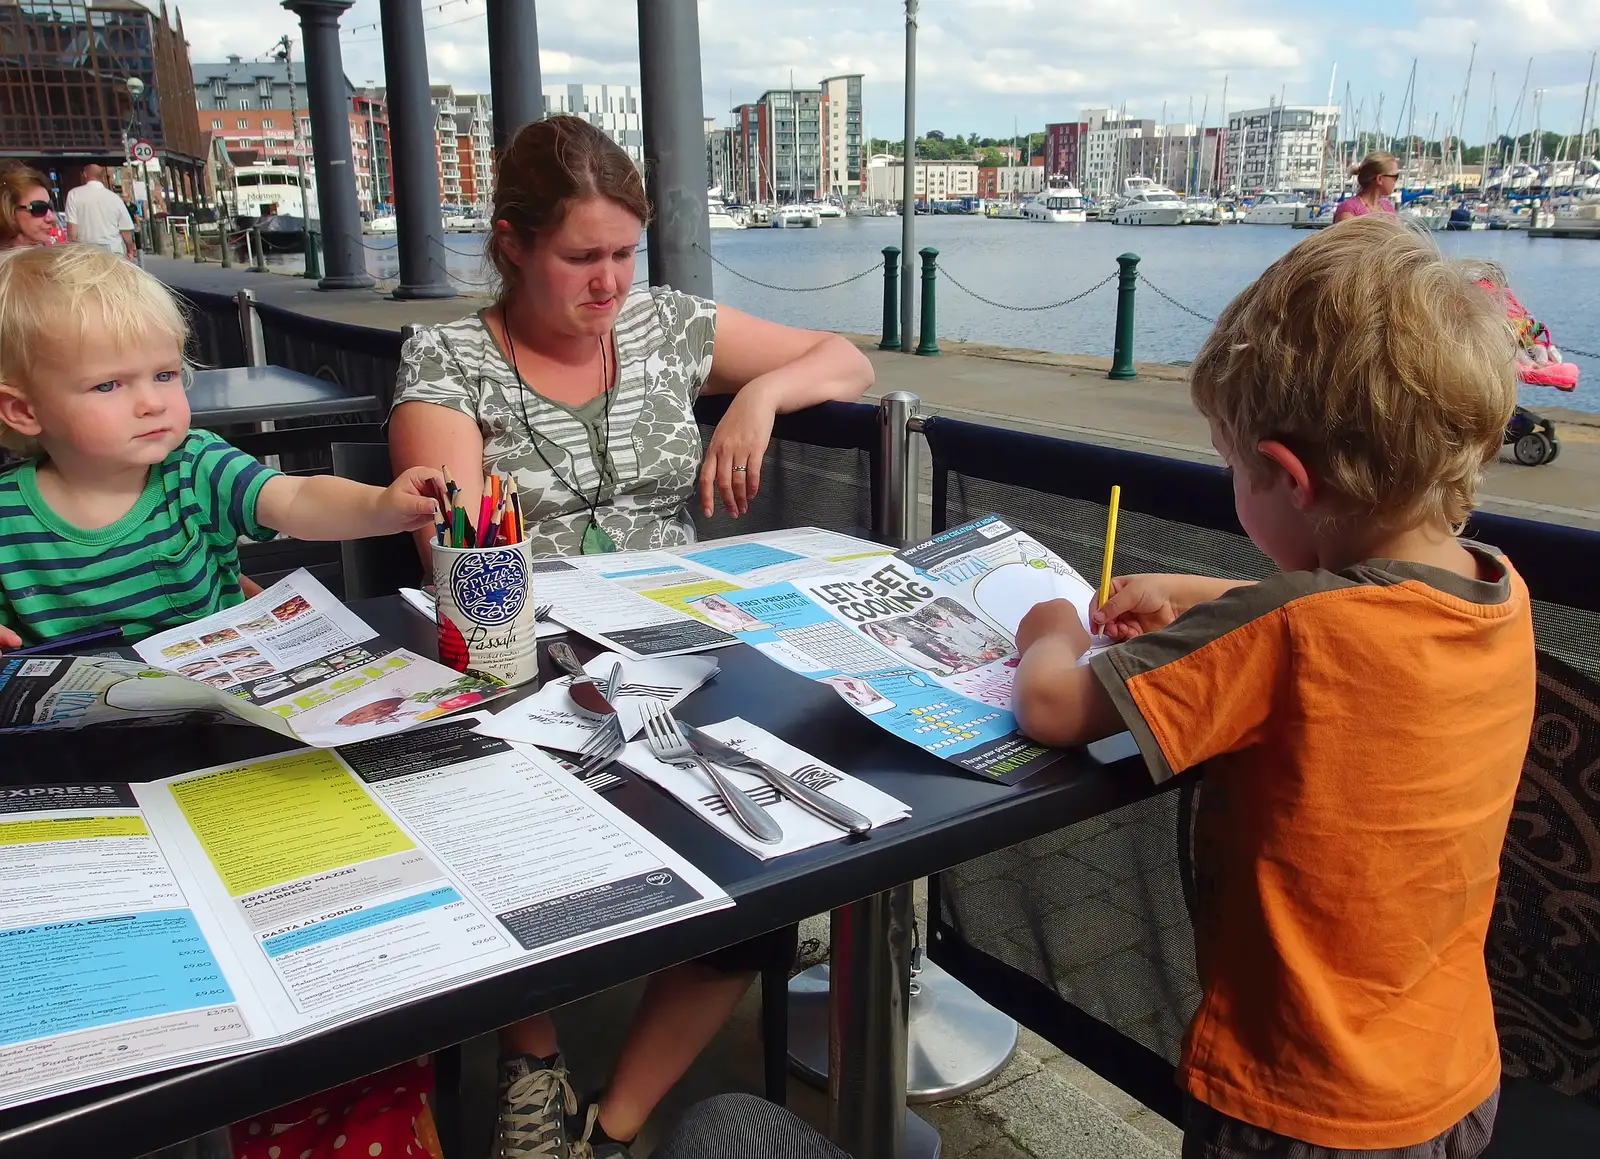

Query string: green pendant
581 521 617 555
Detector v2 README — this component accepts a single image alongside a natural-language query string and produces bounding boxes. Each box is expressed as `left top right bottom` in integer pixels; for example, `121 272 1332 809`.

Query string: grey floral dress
391 287 718 554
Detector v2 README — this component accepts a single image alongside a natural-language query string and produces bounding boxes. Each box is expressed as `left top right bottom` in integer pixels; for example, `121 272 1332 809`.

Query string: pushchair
1493 284 1578 467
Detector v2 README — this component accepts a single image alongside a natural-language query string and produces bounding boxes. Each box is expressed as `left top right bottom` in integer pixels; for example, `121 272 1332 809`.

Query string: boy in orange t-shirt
1013 215 1536 1158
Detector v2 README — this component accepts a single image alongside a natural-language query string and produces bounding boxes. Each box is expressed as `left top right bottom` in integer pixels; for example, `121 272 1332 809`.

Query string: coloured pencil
508 480 523 544
1098 485 1121 612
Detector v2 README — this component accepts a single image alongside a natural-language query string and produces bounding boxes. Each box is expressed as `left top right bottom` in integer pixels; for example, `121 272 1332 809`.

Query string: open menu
535 528 891 660
0 715 729 1112
703 516 1109 785
0 572 502 746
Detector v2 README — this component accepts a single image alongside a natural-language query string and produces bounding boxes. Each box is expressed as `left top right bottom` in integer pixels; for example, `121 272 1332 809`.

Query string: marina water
320 217 1600 414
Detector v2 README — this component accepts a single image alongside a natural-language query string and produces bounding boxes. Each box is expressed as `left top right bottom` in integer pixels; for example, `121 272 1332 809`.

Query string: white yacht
804 200 846 219
1022 178 1087 223
1181 196 1223 225
708 191 746 230
770 204 820 229
227 164 318 222
364 214 397 234
1109 177 1187 226
1241 190 1308 225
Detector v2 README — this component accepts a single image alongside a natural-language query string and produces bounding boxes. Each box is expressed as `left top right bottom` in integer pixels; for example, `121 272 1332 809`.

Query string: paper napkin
475 652 719 753
618 716 911 859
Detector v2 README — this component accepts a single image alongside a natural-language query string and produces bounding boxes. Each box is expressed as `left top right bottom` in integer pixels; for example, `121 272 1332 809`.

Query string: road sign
129 140 155 164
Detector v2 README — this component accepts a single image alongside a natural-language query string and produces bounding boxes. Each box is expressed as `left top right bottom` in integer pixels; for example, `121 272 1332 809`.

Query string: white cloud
164 0 1594 137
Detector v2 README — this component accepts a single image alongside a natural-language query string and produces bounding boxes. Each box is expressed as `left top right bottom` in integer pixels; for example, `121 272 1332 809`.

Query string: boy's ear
1256 439 1316 511
0 383 43 438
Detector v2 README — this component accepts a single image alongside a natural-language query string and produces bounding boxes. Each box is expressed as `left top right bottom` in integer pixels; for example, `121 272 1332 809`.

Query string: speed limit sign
129 140 155 164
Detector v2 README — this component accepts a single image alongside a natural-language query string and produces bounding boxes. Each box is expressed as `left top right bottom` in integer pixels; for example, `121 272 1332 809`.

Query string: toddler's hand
1016 599 1091 657
0 626 20 653
376 467 447 535
1092 574 1187 641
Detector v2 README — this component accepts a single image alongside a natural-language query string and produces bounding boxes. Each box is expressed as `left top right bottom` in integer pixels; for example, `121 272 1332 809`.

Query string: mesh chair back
924 415 1600 1119
332 442 423 600
256 303 402 413
691 396 880 540
173 288 248 369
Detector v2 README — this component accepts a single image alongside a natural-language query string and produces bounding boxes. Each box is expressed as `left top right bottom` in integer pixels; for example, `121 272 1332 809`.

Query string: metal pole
379 0 457 299
899 1 918 352
879 245 901 350
637 0 712 294
915 247 939 356
283 2 375 289
829 885 914 1158
486 0 543 151
236 289 267 367
876 390 919 546
1109 252 1139 380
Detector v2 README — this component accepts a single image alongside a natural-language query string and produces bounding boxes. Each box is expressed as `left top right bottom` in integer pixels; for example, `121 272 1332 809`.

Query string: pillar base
318 273 376 291
787 958 1018 1103
391 282 459 301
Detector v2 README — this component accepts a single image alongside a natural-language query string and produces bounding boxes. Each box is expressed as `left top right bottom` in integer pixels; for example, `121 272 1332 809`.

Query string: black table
188 366 381 427
0 600 1154 1159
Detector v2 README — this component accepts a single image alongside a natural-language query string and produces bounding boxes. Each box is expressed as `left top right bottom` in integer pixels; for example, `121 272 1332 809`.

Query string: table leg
827 882 941 1159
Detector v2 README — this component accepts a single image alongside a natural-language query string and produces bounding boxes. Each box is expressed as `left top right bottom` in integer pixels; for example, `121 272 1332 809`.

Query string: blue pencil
11 625 125 657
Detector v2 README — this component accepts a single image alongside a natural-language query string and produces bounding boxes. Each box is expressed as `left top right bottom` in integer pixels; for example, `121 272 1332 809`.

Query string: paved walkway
149 258 1600 532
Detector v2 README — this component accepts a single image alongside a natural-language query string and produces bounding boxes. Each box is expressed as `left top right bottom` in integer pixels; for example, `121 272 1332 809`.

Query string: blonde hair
1190 214 1517 533
0 162 51 247
0 244 188 455
1351 151 1399 192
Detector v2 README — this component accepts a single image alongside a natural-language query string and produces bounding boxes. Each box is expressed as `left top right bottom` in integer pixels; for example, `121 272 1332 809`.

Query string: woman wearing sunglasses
1332 152 1401 224
0 163 58 254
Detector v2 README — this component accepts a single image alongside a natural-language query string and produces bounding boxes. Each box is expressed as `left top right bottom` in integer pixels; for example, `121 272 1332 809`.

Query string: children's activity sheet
533 528 889 660
697 517 1108 784
0 716 729 1112
0 573 503 746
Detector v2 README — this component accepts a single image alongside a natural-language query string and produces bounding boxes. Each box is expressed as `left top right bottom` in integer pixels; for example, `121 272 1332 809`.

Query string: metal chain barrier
693 243 879 293
1137 274 1218 325
1561 344 1597 361
940 268 1116 313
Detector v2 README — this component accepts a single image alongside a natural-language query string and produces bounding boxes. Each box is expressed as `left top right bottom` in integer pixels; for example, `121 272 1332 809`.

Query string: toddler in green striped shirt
0 245 444 651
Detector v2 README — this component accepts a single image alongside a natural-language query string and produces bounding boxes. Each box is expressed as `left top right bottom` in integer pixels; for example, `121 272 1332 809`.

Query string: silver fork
573 724 624 778
641 703 783 845
534 603 554 622
577 662 626 757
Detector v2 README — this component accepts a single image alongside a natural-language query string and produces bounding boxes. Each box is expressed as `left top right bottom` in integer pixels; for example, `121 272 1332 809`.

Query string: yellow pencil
1098 485 1121 611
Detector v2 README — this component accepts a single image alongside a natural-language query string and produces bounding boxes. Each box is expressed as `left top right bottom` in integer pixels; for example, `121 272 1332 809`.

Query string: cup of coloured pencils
430 471 539 688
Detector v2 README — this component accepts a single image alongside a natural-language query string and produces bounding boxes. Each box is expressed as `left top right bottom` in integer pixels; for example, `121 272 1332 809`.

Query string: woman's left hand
700 383 776 518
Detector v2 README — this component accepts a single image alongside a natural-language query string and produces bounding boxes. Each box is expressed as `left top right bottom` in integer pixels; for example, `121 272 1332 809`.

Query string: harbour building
1222 103 1340 194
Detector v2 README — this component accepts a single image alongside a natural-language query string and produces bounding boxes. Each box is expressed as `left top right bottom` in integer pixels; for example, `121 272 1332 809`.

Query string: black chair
330 441 423 599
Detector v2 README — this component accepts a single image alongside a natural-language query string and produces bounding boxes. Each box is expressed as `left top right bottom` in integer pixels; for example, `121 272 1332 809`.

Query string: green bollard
303 229 322 280
879 245 901 351
1108 252 1140 380
915 246 939 356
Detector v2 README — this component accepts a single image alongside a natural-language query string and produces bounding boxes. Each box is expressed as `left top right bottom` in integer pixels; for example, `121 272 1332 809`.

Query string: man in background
64 164 135 260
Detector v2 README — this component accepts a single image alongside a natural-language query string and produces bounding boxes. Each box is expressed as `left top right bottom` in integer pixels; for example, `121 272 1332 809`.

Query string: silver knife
679 723 873 836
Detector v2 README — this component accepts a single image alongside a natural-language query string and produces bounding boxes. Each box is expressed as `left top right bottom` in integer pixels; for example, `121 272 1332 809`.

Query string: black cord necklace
500 311 617 554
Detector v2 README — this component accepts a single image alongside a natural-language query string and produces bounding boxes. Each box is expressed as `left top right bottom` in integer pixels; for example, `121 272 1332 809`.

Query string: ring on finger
732 464 748 473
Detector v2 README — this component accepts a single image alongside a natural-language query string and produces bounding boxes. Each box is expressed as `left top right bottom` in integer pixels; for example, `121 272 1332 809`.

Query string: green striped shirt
0 431 279 647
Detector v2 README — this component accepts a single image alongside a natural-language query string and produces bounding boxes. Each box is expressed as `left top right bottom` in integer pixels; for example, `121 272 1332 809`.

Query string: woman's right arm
388 402 485 563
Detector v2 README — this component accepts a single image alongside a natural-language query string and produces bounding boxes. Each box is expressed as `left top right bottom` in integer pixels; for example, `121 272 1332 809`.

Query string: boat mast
1482 73 1497 197
1321 62 1337 203
1218 74 1229 195
1455 42 1476 182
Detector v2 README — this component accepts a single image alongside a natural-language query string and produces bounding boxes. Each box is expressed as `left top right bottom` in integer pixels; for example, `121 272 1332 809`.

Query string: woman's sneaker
498 1053 579 1158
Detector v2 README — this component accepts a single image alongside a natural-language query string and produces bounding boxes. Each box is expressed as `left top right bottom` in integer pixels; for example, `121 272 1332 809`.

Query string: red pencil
476 490 494 550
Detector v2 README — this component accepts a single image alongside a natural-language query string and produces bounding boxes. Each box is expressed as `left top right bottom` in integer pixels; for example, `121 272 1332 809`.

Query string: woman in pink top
1333 152 1400 222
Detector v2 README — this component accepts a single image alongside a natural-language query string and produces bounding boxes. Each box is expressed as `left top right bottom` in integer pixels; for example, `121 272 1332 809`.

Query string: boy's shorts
1181 1085 1499 1159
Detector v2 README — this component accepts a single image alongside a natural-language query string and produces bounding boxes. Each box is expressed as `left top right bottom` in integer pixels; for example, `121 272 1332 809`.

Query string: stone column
282 0 375 289
636 0 710 294
378 0 456 299
486 0 543 151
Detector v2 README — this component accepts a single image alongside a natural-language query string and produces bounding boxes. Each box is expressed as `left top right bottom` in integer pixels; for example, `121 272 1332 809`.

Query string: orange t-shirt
1089 545 1535 1149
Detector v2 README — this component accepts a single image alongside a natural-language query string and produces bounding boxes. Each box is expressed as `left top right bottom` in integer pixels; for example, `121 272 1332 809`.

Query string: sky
168 0 1600 143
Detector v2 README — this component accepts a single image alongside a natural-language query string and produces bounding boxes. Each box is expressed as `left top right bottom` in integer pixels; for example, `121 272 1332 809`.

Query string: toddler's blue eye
92 381 117 393
155 371 180 383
